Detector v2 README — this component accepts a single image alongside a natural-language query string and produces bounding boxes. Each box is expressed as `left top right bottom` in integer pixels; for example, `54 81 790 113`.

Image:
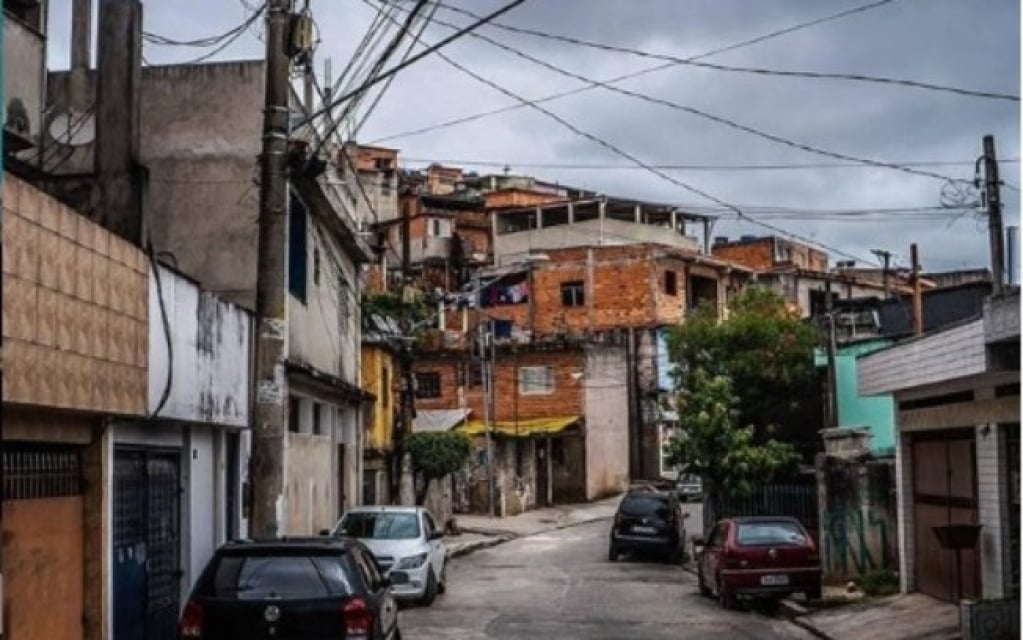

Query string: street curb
449 515 614 560
777 600 835 640
448 536 512 558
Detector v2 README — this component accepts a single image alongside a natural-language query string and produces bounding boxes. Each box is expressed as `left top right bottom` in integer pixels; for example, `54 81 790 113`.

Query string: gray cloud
47 0 1020 271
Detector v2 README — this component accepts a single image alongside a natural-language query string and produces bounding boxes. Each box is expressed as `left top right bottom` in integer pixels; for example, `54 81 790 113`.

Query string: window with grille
416 372 442 399
313 403 326 436
561 281 585 307
519 366 555 395
3 443 83 499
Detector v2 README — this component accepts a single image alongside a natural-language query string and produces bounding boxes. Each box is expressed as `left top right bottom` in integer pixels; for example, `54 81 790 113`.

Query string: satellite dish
47 109 95 146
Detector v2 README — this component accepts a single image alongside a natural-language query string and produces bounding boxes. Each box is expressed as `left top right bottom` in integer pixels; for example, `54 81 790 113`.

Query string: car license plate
632 525 657 534
761 574 790 586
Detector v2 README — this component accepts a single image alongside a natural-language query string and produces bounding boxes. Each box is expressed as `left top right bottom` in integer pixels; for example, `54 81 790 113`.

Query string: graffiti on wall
820 458 898 580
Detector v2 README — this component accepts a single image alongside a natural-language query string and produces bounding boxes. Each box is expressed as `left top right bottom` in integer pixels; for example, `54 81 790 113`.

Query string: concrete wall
288 213 360 383
4 14 45 142
583 346 630 500
2 176 149 414
184 425 217 592
859 320 986 395
139 61 265 309
149 264 252 425
495 217 698 263
284 431 336 535
361 343 396 452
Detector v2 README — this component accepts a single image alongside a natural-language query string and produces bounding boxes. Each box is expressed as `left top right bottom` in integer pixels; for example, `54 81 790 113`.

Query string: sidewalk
788 593 960 640
443 495 621 557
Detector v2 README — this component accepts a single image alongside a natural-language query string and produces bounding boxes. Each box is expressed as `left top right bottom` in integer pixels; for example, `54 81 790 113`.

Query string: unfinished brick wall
484 189 565 210
413 348 586 423
712 238 776 271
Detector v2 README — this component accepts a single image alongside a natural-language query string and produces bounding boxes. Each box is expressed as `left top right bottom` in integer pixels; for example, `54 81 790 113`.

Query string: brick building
413 341 629 513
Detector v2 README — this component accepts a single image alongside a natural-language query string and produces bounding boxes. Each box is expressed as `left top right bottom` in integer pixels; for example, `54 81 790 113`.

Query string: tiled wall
2 176 148 414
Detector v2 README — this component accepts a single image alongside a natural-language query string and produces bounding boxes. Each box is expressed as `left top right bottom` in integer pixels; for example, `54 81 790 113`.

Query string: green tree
668 286 819 457
406 431 473 505
663 370 798 501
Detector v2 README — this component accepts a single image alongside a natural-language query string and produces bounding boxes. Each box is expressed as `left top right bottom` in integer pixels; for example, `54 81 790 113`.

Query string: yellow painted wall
361 344 395 451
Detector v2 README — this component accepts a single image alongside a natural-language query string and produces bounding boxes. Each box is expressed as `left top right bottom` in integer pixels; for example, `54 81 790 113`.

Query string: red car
694 516 821 608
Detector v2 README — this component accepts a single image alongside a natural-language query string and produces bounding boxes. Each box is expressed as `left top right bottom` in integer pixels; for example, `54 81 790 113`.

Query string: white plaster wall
288 217 361 387
184 425 216 597
149 264 252 426
583 346 630 500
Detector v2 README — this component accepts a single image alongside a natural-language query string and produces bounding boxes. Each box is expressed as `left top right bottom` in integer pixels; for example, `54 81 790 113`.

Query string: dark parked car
608 489 688 563
179 537 402 640
694 516 821 609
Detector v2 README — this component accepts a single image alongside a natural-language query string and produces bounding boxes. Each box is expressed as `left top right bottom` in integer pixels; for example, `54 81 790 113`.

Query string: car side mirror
378 576 392 590
429 530 444 540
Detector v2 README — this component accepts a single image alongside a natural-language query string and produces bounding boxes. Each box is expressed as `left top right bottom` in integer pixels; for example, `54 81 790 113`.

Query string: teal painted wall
816 339 896 456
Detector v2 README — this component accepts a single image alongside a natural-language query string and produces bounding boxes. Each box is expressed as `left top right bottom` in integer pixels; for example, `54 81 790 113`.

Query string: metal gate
114 448 182 640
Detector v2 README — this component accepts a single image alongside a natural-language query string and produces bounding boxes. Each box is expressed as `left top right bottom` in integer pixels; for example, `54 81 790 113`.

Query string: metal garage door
114 448 182 640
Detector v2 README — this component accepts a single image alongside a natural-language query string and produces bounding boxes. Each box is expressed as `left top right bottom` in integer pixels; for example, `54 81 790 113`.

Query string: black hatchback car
179 537 402 640
608 489 688 563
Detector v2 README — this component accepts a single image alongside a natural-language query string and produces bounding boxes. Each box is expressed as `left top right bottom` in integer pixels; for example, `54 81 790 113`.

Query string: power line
399 156 1021 172
390 1 962 185
368 0 905 144
370 5 872 266
296 0 529 135
429 0 1018 102
142 3 266 47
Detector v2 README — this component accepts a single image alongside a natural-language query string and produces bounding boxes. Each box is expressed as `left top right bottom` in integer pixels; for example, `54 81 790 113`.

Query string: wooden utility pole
911 243 923 336
983 135 1006 295
250 0 294 539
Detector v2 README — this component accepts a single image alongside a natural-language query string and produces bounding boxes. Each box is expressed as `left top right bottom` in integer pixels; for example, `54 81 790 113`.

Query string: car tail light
179 601 203 639
344 596 374 637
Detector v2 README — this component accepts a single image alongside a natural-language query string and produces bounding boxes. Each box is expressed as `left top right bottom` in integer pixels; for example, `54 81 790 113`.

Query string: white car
334 506 447 605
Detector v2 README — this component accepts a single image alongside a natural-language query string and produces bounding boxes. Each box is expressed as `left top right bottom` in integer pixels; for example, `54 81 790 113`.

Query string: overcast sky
47 0 1021 274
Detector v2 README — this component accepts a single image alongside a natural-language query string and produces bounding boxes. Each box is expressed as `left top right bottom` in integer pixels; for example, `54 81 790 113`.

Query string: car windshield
339 512 420 540
620 495 669 519
736 521 807 546
210 553 352 600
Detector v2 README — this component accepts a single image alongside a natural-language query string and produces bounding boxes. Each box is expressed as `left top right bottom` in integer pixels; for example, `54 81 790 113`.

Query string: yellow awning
459 415 581 437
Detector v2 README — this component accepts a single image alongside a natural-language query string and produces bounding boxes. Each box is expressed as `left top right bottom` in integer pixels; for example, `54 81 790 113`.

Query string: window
211 554 352 600
416 372 442 399
313 247 321 285
312 403 326 436
620 495 670 520
519 366 554 395
339 512 421 540
288 397 301 433
468 362 483 388
560 281 585 307
381 367 390 408
664 270 678 296
429 218 452 238
736 521 808 546
288 192 308 302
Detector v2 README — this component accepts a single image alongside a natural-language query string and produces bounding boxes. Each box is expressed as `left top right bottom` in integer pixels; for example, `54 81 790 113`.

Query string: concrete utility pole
910 243 923 336
478 321 496 517
250 0 294 539
982 135 1007 295
95 0 143 244
394 197 415 504
823 280 839 430
871 249 893 299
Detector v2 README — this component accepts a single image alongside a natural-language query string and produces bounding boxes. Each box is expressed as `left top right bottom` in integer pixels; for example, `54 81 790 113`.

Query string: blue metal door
114 448 181 640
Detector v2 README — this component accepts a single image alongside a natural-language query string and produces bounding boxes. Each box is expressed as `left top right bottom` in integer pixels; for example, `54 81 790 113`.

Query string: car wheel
418 568 439 607
437 562 447 595
697 567 712 597
717 576 737 610
608 542 619 562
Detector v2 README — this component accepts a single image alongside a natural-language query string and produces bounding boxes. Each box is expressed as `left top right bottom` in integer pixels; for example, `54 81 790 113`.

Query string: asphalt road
398 517 814 640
